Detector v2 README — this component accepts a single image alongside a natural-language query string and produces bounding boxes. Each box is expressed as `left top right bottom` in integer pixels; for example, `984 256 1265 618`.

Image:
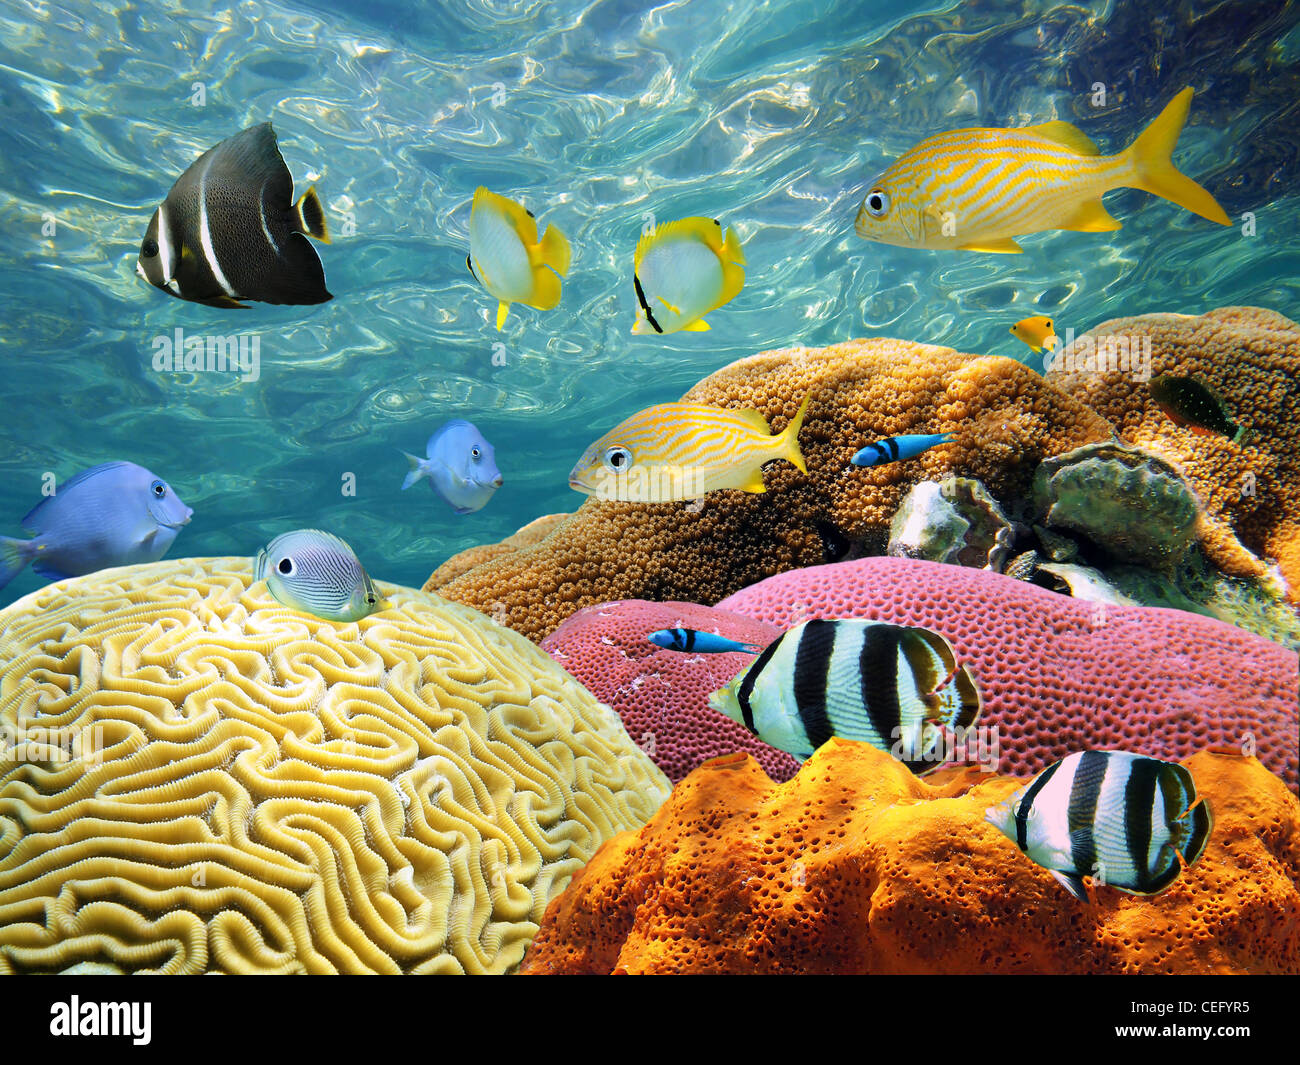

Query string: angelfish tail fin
1124 87 1231 226
294 185 331 243
0 536 34 590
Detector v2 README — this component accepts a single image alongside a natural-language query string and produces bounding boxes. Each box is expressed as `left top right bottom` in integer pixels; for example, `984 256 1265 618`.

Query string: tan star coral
0 558 670 974
426 338 1113 640
1045 306 1300 596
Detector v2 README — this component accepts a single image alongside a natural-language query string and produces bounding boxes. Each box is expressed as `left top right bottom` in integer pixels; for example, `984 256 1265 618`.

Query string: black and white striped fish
136 123 332 308
707 618 981 774
984 750 1213 901
254 529 388 622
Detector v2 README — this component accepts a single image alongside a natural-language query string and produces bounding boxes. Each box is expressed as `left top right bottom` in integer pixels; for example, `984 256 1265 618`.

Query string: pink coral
541 601 797 784
716 557 1299 791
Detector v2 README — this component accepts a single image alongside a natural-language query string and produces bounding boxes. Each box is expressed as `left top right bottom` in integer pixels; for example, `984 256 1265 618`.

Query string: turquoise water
1 0 1297 606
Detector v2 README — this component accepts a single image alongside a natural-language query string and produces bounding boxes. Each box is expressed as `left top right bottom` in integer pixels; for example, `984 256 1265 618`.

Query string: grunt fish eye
864 189 889 218
150 479 166 497
602 446 632 471
142 237 159 258
277 557 294 576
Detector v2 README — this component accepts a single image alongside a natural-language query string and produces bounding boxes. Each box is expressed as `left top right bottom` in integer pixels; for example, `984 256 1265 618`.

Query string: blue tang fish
851 432 956 468
254 529 389 622
401 421 503 514
0 461 193 590
648 628 763 654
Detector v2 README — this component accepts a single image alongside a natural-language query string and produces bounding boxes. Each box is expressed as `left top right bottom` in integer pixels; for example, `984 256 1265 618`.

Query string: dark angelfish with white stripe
648 628 763 654
136 123 332 308
254 529 389 622
984 750 1213 902
707 618 981 774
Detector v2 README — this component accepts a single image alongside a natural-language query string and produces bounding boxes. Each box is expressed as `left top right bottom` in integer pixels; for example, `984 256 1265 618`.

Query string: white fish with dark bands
984 750 1213 901
254 529 389 622
708 618 981 773
136 122 331 308
0 461 192 589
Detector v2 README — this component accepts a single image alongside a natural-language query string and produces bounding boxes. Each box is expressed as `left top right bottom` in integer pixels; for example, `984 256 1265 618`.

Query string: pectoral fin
1049 870 1091 902
682 318 710 331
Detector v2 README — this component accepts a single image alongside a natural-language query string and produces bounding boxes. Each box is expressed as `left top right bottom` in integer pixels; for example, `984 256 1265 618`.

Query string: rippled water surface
1 0 1297 604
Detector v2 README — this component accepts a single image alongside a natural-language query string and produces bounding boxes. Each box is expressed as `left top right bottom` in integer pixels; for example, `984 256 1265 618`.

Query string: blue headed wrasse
855 87 1230 253
648 628 762 654
851 432 955 468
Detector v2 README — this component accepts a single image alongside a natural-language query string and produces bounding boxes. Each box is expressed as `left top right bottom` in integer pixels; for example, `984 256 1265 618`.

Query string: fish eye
602 446 632 471
150 479 166 497
864 189 889 217
471 447 481 459
1046 319 1052 328
277 557 295 576
142 237 159 258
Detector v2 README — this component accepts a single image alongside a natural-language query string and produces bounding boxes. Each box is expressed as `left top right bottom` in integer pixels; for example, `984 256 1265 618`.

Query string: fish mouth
162 508 194 529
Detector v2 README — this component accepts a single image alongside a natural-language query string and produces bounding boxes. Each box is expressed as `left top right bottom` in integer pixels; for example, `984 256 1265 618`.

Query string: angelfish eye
864 189 889 218
142 237 159 258
277 557 295 576
150 479 166 497
602 446 631 471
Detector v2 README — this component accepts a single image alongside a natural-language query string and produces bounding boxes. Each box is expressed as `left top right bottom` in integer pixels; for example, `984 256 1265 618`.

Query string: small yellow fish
569 394 810 502
467 187 570 329
1010 315 1059 353
855 87 1230 253
633 217 745 334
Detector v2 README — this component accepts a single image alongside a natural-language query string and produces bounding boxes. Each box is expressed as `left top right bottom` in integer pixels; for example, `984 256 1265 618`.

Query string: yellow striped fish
855 87 1230 253
568 394 810 503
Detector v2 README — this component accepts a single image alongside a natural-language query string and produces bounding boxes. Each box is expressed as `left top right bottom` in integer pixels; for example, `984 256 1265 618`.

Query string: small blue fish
254 528 389 622
401 421 503 514
0 461 193 590
648 628 763 654
851 432 956 468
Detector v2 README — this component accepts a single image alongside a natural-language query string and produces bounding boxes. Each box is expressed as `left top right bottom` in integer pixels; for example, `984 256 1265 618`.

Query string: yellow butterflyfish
632 216 746 334
855 87 1230 253
467 187 570 329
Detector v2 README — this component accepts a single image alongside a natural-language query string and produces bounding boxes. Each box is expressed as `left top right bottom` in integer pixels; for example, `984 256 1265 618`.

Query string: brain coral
521 741 1300 975
717 557 1299 792
540 600 796 784
426 338 1113 640
1045 307 1300 596
0 559 670 974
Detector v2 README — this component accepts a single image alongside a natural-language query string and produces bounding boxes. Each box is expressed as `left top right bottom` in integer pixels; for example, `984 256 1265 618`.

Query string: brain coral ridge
521 741 1300 975
426 337 1114 641
0 558 670 974
1045 306 1300 598
717 557 1299 793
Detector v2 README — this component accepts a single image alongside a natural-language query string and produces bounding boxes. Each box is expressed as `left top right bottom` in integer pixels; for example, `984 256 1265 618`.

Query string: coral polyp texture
717 557 1299 792
520 742 1300 975
426 338 1113 640
540 600 795 784
0 559 670 974
1045 306 1300 595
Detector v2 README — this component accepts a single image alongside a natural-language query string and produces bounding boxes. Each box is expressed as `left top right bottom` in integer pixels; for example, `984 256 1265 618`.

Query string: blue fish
0 461 193 589
401 421 503 514
851 432 956 468
648 628 762 654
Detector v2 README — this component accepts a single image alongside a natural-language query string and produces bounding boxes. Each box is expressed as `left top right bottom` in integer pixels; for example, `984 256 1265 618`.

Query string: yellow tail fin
779 393 811 474
1124 87 1230 226
538 224 571 276
294 185 331 243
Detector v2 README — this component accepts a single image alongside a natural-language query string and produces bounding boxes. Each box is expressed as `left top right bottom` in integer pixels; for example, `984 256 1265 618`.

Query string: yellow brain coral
0 559 670 974
428 338 1113 640
1045 307 1300 596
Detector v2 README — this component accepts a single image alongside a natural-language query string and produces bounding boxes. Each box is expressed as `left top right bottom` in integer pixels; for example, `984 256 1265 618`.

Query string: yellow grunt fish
468 187 571 329
568 394 810 502
855 87 1230 253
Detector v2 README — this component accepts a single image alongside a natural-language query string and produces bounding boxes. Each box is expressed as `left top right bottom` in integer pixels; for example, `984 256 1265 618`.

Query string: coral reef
521 741 1300 975
1031 441 1201 568
1045 306 1300 596
717 557 1299 791
426 513 570 589
0 559 670 974
540 600 796 784
427 338 1112 640
888 476 1015 569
